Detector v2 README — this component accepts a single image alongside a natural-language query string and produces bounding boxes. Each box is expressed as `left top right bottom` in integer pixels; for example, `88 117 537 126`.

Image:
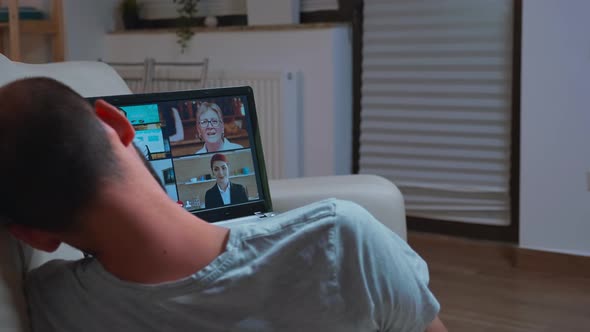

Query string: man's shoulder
265 199 377 236
232 199 393 252
27 259 80 289
305 199 409 259
28 259 77 280
328 199 386 235
25 259 87 308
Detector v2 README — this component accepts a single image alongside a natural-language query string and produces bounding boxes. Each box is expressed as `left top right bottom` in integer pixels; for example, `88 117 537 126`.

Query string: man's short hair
0 78 120 231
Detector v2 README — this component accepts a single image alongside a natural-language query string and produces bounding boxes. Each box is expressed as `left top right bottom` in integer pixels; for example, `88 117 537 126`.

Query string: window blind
360 0 514 226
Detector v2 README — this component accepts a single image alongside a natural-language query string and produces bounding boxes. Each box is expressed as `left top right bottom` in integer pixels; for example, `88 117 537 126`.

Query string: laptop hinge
254 211 275 218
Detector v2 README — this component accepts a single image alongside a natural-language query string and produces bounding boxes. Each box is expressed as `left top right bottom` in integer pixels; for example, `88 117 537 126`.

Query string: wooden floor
408 231 590 332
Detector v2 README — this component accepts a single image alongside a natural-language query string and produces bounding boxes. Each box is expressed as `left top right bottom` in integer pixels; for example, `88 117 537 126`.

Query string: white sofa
0 54 406 332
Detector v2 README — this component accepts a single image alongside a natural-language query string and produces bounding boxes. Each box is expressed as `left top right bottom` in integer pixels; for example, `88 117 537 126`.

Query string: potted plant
120 0 141 30
173 0 200 52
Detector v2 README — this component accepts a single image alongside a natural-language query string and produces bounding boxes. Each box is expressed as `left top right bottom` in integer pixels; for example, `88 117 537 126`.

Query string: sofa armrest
269 174 407 240
0 232 29 331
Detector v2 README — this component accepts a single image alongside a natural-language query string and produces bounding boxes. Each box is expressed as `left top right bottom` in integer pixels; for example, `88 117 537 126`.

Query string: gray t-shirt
26 199 439 332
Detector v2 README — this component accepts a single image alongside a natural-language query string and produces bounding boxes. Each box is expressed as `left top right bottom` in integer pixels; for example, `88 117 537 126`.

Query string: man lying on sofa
0 78 447 332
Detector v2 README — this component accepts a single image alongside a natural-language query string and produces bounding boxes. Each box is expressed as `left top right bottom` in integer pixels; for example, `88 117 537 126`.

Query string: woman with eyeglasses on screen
195 102 243 154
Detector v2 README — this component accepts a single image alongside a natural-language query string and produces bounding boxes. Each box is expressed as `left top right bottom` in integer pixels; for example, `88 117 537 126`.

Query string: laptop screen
87 86 272 222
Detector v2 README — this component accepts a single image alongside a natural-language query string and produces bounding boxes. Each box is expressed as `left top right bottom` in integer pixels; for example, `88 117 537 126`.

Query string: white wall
62 0 119 60
103 27 353 177
520 0 590 256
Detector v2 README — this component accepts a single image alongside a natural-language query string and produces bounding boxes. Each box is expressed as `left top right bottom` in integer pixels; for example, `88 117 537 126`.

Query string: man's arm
425 316 447 332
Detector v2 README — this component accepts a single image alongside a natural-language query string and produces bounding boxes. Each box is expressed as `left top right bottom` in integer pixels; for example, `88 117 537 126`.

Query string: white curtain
360 0 514 226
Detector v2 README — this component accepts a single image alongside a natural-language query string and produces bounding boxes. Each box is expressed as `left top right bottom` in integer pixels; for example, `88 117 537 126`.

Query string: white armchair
0 54 406 332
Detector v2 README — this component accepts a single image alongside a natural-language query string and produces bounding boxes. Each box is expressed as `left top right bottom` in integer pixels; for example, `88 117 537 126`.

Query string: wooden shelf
0 0 64 62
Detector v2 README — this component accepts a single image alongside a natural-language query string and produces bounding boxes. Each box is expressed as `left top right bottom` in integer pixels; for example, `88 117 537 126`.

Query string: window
360 0 515 226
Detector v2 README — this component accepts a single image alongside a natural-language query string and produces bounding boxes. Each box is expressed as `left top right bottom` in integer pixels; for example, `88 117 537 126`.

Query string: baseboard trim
408 231 590 278
407 216 518 243
514 248 590 278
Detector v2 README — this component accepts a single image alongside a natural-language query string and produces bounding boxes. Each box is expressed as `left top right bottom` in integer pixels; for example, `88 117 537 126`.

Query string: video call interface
118 95 263 213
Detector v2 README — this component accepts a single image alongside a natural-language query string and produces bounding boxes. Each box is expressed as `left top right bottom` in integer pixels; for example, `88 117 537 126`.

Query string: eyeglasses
198 119 221 128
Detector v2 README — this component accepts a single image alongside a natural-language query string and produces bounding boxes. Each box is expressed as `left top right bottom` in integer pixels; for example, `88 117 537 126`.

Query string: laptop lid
87 86 273 223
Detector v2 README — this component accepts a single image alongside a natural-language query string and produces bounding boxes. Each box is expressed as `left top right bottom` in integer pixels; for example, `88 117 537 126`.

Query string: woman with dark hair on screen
205 153 248 209
195 102 243 154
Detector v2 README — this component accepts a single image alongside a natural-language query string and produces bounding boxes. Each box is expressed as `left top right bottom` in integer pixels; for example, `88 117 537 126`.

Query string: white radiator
206 71 301 180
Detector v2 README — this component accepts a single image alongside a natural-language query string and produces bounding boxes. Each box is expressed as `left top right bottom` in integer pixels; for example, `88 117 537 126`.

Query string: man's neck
72 189 230 284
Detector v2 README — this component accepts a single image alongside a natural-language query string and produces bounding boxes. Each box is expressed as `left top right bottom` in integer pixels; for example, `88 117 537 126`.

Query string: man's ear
94 99 135 146
8 224 62 252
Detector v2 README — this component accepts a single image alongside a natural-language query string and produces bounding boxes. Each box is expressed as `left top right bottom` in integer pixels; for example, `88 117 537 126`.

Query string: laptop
87 86 275 226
